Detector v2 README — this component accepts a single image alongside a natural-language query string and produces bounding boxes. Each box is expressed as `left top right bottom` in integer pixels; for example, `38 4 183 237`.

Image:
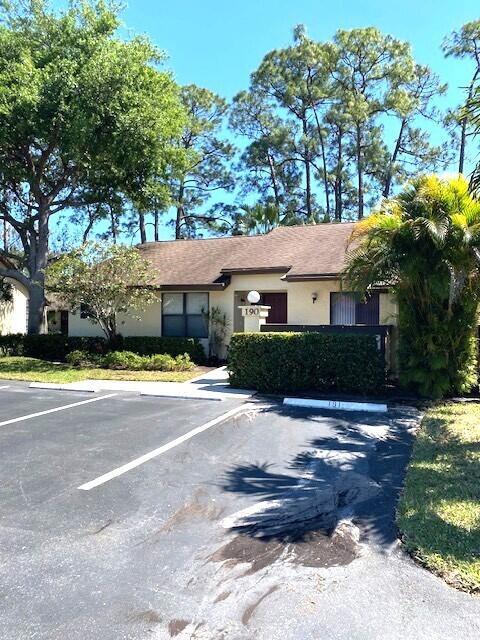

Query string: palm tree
345 174 480 397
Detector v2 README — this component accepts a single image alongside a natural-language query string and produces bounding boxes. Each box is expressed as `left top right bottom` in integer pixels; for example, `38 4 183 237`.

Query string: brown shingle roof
138 222 356 289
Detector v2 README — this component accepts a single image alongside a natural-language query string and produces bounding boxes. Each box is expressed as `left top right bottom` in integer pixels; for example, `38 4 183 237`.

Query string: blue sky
53 0 480 242
121 0 479 107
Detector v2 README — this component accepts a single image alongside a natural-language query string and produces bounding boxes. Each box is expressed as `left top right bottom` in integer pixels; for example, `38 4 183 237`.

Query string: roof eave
158 282 229 292
220 266 292 275
282 273 341 282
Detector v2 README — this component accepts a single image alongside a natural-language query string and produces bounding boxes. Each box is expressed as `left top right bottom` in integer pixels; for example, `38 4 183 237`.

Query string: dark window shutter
355 293 379 325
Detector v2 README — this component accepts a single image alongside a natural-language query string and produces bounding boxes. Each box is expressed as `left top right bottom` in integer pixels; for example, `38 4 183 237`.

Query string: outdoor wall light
247 290 261 304
312 292 318 303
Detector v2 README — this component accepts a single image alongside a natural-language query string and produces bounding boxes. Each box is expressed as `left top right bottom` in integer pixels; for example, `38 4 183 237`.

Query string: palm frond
469 164 480 197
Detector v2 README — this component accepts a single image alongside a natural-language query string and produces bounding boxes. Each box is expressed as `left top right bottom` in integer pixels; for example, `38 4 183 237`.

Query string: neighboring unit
0 256 28 335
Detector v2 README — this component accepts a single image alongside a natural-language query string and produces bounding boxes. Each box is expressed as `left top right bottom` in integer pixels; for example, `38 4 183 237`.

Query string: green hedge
0 333 206 364
228 332 385 394
0 334 107 360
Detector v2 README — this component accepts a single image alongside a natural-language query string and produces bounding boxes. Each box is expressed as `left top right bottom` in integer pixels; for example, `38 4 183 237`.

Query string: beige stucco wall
211 274 397 346
68 292 163 338
210 275 343 345
66 275 397 360
0 277 28 335
68 312 104 337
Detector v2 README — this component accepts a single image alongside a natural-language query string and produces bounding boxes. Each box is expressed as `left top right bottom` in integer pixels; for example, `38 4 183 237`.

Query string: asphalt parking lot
0 381 479 640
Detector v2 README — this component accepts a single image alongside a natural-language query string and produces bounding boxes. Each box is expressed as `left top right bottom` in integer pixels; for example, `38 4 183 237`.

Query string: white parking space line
0 393 118 428
0 385 10 390
79 402 255 491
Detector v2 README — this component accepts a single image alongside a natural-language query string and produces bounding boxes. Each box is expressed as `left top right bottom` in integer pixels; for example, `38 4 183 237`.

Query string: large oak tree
0 0 184 333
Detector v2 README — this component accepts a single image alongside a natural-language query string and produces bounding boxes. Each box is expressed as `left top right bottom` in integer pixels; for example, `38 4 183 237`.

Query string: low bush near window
65 350 101 367
171 353 195 371
144 353 177 371
64 349 195 372
228 332 385 394
141 353 194 371
101 351 146 370
119 336 205 363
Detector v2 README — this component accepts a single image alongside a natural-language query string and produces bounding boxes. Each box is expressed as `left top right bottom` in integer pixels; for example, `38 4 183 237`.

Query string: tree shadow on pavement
219 405 415 549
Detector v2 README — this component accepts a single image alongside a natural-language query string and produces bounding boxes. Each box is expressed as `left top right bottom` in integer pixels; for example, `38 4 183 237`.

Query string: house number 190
245 307 260 316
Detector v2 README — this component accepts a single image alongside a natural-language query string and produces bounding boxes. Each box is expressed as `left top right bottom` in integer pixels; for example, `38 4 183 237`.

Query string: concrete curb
29 382 98 393
140 390 224 401
28 380 254 401
283 397 388 413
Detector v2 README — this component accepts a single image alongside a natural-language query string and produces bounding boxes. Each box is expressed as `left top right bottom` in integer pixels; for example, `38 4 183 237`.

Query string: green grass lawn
397 402 480 593
0 357 205 383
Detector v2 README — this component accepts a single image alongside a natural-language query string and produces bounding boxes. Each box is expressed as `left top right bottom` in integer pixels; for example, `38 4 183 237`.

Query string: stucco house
0 256 29 335
1 224 398 361
67 222 398 356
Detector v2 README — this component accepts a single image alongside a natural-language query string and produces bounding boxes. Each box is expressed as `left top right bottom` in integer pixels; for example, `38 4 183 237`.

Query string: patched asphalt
0 381 479 640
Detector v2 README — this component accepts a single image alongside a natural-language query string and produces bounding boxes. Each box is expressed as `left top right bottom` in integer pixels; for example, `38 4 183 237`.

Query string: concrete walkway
29 366 256 401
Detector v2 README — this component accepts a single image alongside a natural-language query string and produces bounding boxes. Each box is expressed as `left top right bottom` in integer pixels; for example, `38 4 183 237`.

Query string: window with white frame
162 292 209 338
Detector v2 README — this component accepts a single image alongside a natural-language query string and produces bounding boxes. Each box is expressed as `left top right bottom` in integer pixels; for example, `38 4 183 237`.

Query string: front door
260 292 287 324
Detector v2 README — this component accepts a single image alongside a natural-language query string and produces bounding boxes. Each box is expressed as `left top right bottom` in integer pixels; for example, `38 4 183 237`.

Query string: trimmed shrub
0 334 204 364
64 349 194 372
228 332 385 395
26 335 107 361
121 336 205 363
173 353 195 371
143 353 193 371
100 351 194 371
144 353 177 371
101 351 145 370
66 350 101 367
0 334 107 360
0 333 25 356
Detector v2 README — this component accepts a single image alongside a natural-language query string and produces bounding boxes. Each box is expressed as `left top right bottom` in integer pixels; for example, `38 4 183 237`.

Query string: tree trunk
82 215 95 243
266 153 281 209
383 118 406 198
302 117 313 221
108 315 117 344
176 183 185 239
459 117 467 175
28 276 47 335
175 206 183 239
139 211 147 244
334 126 343 222
356 124 364 220
27 209 49 334
459 68 480 175
312 106 331 221
110 207 117 244
2 218 8 251
154 210 160 241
